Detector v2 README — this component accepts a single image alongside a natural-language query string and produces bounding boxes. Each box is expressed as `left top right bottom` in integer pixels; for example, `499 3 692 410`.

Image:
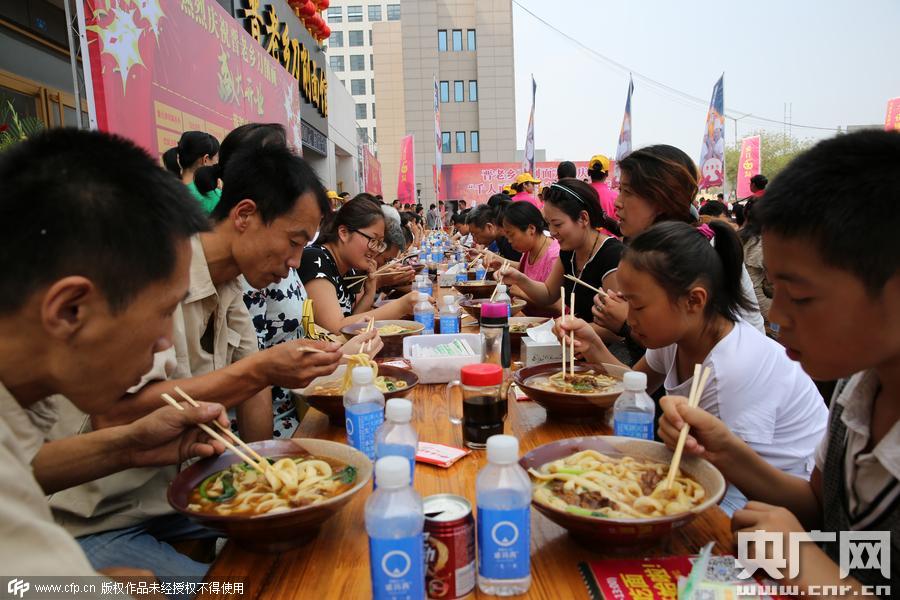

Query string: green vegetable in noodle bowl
188 455 356 516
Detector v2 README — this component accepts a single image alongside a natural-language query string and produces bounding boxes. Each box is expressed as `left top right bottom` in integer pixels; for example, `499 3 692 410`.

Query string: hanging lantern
318 0 330 10
318 24 331 40
299 1 317 18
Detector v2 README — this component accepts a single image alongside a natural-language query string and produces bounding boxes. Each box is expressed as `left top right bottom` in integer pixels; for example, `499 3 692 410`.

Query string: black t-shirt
298 245 354 317
560 236 624 321
489 236 522 262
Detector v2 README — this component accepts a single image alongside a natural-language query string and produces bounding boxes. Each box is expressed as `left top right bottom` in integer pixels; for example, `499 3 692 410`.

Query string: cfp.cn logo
7 578 30 598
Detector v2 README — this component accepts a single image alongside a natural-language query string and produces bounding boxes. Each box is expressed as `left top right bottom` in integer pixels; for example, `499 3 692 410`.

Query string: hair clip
697 223 715 241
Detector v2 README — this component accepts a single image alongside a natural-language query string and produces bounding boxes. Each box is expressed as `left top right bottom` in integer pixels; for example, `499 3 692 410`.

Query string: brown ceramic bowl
297 363 418 425
341 319 424 357
519 436 725 546
452 280 498 298
514 362 624 422
168 439 372 553
458 298 527 321
466 269 496 281
508 316 550 348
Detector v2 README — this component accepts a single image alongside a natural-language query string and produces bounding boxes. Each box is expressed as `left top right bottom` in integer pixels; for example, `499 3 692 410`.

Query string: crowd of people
0 123 896 593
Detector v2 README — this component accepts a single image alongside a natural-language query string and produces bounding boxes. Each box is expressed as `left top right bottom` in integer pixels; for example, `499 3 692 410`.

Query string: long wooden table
200 372 734 599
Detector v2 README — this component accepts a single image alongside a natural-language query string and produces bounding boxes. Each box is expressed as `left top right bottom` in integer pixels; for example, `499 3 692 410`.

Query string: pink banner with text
736 135 761 199
885 97 900 131
397 134 416 203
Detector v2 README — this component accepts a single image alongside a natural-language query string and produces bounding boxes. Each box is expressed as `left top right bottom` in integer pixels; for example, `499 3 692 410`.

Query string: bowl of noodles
452 280 498 298
168 438 372 553
458 298 527 321
341 319 424 357
520 436 725 545
296 358 418 425
513 362 624 422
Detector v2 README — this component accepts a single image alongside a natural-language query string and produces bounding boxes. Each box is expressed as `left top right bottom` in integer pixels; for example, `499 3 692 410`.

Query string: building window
439 81 449 103
387 4 400 20
453 81 464 102
371 78 375 93
330 31 343 47
441 132 451 154
327 7 342 22
470 131 479 152
372 103 376 118
368 5 382 21
357 127 368 143
347 5 363 21
467 29 476 50
356 103 368 119
452 29 463 51
438 30 447 52
350 54 365 71
373 127 377 143
349 30 364 46
351 78 366 95
468 80 478 101
369 30 374 45
455 132 466 153
329 56 345 72
370 55 375 69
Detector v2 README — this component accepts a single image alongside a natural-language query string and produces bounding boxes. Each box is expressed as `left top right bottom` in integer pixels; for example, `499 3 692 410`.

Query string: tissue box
521 336 562 368
403 333 483 384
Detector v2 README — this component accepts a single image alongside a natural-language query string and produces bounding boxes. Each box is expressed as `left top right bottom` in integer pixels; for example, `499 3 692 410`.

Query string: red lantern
318 0 330 9
309 14 324 31
299 1 316 18
318 24 331 40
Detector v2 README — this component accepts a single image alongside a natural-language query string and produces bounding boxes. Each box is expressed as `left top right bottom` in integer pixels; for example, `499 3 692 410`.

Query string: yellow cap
514 172 541 185
501 185 514 194
589 154 610 172
326 190 341 200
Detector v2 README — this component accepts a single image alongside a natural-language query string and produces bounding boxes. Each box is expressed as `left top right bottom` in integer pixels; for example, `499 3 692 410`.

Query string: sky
511 0 900 164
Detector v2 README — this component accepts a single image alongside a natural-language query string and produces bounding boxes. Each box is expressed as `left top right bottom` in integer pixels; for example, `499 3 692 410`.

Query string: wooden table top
200 363 734 599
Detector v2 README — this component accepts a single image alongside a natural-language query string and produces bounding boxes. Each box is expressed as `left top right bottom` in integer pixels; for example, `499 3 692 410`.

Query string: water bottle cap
486 435 519 464
385 398 412 422
460 363 502 386
623 370 647 391
351 365 374 385
497 284 507 293
417 292 429 302
374 456 410 488
479 302 508 319
442 295 455 305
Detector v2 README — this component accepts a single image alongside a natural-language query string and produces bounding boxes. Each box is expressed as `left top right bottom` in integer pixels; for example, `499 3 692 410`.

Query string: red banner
885 97 900 131
397 134 415 203
439 160 615 205
363 145 382 196
736 135 761 198
81 0 303 157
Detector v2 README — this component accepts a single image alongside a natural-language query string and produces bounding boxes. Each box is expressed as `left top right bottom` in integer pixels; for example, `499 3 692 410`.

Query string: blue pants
720 483 748 517
77 514 219 599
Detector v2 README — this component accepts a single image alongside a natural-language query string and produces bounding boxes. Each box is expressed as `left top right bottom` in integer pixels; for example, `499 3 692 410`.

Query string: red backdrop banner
82 0 303 157
439 160 615 204
363 145 382 196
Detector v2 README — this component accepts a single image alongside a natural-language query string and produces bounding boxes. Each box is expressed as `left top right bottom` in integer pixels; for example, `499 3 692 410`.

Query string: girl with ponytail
162 131 220 213
555 220 827 516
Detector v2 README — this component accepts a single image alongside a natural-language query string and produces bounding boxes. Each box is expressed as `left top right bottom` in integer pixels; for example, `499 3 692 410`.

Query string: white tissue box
521 336 562 368
403 333 483 384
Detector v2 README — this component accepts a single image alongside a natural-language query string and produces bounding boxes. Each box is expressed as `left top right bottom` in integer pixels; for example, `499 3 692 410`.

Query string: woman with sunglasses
299 196 426 333
496 178 623 339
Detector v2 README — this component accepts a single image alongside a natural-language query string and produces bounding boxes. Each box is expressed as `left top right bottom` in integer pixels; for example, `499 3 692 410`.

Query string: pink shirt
591 181 619 221
511 191 543 210
521 236 560 282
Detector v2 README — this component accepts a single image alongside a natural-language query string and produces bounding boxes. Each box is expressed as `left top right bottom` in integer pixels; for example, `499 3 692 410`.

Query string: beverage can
424 494 476 599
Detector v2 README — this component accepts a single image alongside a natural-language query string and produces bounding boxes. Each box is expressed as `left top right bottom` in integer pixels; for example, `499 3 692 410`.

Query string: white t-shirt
645 319 827 478
739 265 765 334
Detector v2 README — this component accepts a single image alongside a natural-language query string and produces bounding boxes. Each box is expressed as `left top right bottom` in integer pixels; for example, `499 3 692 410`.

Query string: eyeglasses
350 229 388 253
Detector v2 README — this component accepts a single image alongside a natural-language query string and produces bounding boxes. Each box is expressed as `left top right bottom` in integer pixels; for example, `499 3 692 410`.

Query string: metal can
423 494 476 599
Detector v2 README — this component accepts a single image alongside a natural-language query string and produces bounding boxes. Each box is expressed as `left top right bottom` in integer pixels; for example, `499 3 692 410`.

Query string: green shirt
186 182 221 214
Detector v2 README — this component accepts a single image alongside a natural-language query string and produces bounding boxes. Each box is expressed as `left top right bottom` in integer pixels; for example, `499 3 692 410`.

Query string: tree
0 101 44 152
724 130 815 196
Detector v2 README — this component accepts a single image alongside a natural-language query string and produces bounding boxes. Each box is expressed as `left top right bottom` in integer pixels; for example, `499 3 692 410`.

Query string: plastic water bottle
413 292 434 334
365 456 425 600
439 295 461 334
415 275 433 298
494 284 512 317
476 435 532 595
375 398 417 486
344 366 386 460
473 259 486 281
434 244 444 263
613 371 656 440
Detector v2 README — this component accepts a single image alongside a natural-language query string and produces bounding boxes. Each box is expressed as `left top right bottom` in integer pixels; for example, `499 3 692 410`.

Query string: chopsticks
160 391 267 474
489 262 507 302
563 274 607 298
361 316 376 355
560 286 567 379
569 290 576 374
665 364 711 489
296 346 327 354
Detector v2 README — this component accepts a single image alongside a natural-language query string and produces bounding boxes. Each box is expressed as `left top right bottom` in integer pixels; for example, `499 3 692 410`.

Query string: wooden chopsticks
560 286 567 379
665 364 711 489
160 390 267 474
361 316 376 355
569 290 576 374
563 274 607 298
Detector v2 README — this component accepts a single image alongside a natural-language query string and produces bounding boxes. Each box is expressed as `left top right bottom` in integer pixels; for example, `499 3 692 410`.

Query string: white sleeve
739 265 766 334
643 345 669 378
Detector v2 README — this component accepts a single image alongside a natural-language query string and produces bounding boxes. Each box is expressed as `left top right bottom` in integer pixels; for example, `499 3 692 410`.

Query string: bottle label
439 315 460 334
369 534 425 600
414 312 435 333
456 272 468 283
346 404 384 459
477 506 530 580
613 413 654 440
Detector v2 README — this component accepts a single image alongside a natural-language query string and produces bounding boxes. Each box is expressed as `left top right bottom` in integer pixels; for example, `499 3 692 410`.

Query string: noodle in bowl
519 436 725 545
168 439 372 553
